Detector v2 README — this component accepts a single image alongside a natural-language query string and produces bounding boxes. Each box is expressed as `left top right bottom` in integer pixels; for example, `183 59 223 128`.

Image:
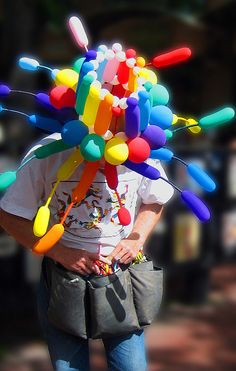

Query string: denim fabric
37 268 147 371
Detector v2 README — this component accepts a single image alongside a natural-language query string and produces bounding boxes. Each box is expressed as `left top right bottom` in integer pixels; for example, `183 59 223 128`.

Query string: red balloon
112 106 122 117
126 49 136 59
128 137 150 163
118 207 131 226
50 85 76 109
112 84 126 98
105 162 118 189
152 47 192 68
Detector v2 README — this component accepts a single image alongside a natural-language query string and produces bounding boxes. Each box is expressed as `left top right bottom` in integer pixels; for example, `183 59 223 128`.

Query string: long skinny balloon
68 16 89 50
94 93 113 135
152 47 192 68
199 107 235 128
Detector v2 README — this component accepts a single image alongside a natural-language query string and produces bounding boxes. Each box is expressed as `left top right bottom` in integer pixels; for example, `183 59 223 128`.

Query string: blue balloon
61 120 88 146
138 91 151 131
18 57 39 71
187 164 216 192
150 148 173 161
181 190 211 222
124 160 160 180
150 84 170 106
125 98 140 139
150 105 173 129
0 85 10 97
28 115 62 133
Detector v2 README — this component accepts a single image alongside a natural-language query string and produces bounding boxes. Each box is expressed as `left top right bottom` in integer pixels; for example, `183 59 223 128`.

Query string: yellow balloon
55 69 79 91
139 68 157 85
136 57 146 68
57 148 83 180
82 85 101 127
104 137 129 165
172 114 179 125
187 118 201 134
33 205 50 237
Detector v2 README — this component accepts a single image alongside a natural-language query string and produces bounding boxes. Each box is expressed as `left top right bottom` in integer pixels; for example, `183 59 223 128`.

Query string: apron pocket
88 268 140 339
46 260 88 339
128 260 163 326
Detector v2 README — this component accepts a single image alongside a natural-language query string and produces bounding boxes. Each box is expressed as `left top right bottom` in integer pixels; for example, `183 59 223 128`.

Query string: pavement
0 263 236 371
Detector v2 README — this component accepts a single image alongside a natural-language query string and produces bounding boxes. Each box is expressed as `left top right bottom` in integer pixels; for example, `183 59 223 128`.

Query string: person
0 128 174 371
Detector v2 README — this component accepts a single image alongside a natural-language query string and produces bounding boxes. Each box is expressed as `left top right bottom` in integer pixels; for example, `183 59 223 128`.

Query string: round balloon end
150 105 173 129
61 120 88 146
104 137 129 165
0 85 11 97
0 105 3 113
126 49 136 59
118 208 131 226
141 125 166 149
80 134 105 161
165 129 173 140
128 137 150 163
86 49 97 61
150 84 170 106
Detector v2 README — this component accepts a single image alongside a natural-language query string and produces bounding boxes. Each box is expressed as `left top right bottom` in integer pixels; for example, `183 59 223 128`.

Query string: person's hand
107 234 143 265
46 245 110 275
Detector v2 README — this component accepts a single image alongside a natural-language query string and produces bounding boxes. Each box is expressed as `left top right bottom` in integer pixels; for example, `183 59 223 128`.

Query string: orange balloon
72 161 100 202
32 224 64 254
94 93 113 136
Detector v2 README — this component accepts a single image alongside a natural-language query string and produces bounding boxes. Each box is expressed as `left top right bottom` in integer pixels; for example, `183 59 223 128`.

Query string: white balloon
68 16 88 49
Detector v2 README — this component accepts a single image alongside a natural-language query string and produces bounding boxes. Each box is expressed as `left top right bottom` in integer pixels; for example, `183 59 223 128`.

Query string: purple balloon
36 93 55 110
0 84 10 97
181 190 211 222
85 49 97 61
125 97 140 139
141 125 166 149
124 160 160 180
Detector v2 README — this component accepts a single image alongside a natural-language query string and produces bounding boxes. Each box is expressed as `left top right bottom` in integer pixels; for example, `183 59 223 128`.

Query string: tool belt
42 254 163 339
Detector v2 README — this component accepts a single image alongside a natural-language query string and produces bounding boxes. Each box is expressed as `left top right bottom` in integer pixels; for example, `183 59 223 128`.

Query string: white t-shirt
0 133 174 255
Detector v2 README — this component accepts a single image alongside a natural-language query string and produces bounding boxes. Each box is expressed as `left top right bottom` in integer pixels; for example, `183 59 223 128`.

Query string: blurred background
0 0 236 370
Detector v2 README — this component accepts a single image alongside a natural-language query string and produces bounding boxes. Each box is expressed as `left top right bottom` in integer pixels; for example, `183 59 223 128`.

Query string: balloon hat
0 16 235 254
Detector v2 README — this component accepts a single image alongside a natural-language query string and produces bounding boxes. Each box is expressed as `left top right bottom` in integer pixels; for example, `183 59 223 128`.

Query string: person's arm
0 208 108 275
107 202 163 264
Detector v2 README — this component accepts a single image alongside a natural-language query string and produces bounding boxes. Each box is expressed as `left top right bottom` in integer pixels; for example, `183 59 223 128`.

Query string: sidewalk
1 263 236 371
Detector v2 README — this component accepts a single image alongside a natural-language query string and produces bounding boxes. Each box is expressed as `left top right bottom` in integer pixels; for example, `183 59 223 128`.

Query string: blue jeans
37 269 147 371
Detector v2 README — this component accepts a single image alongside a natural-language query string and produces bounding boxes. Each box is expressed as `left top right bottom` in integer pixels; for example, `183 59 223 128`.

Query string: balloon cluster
0 16 235 254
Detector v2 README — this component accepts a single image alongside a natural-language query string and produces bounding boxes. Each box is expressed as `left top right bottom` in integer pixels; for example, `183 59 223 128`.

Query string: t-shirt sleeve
137 158 174 205
0 152 46 221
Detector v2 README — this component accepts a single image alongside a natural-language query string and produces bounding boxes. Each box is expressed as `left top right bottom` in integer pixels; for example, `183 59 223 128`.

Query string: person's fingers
119 252 131 264
106 245 123 263
122 256 134 265
78 262 93 275
92 263 100 275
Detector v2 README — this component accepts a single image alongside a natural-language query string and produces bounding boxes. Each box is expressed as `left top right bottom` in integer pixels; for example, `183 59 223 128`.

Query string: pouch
46 259 88 339
88 267 140 339
128 260 163 326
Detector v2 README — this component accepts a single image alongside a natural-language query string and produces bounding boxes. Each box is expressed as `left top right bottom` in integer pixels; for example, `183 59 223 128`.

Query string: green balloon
80 134 105 162
35 140 72 159
76 75 94 115
150 84 170 106
199 107 235 128
144 81 153 92
73 57 85 74
0 171 16 191
165 129 173 140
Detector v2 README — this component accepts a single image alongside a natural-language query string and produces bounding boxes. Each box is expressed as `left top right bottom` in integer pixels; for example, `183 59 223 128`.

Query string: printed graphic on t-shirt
52 179 137 239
